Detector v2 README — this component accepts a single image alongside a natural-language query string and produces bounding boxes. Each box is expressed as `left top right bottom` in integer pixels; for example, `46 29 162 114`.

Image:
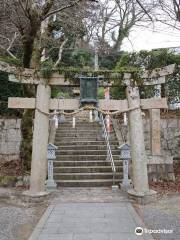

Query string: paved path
29 188 153 240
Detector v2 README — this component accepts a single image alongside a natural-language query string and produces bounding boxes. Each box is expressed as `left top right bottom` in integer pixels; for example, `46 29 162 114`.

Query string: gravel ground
0 202 47 240
135 195 180 240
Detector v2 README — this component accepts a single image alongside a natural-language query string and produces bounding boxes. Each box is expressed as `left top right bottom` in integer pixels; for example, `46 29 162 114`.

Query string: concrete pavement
29 188 153 240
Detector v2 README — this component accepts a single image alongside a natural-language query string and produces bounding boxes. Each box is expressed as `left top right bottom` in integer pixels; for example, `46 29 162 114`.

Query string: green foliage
98 87 105 99
116 49 180 69
0 71 23 116
0 176 17 187
51 86 72 98
110 86 126 100
116 52 138 68
99 52 122 70
114 49 180 102
0 56 22 66
40 59 54 79
61 49 94 68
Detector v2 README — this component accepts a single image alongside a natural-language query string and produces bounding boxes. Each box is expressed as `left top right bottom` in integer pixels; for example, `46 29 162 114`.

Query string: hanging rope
36 105 140 117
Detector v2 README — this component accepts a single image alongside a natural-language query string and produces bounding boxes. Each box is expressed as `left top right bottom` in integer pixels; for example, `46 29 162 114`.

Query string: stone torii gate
0 61 175 201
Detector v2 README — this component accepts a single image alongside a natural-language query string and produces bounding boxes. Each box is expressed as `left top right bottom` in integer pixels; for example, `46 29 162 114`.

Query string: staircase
54 119 123 187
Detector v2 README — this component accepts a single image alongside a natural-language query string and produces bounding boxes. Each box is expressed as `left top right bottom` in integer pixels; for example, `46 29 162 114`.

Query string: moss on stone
0 176 17 187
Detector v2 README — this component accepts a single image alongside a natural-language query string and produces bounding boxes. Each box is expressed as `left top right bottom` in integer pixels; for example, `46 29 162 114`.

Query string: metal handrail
100 113 116 183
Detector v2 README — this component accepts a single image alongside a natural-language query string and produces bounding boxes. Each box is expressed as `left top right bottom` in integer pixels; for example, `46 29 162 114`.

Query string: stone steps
55 179 121 187
57 129 103 133
54 166 123 173
54 160 123 167
55 141 119 146
54 120 123 187
57 125 102 128
55 155 121 161
57 145 118 150
56 149 120 155
55 137 117 141
55 133 116 138
54 172 123 180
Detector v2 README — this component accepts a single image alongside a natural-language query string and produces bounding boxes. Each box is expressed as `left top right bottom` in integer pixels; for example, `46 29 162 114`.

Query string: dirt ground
134 164 180 240
134 194 180 240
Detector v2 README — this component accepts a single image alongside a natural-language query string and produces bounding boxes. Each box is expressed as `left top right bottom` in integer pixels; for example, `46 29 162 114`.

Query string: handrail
100 113 116 183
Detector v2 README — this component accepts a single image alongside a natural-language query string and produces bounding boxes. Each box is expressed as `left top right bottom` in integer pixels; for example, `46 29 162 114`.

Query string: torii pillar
126 86 157 204
24 83 51 196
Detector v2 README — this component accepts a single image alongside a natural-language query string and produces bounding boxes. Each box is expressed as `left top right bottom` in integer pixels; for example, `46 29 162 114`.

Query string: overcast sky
122 24 180 52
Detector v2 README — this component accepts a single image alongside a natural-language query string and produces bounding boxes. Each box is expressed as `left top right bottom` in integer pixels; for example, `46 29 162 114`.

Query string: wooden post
29 84 51 195
126 86 149 194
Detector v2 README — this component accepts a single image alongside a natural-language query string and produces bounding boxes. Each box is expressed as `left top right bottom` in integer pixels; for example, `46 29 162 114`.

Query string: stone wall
143 116 180 157
113 115 180 181
145 116 180 181
0 119 21 163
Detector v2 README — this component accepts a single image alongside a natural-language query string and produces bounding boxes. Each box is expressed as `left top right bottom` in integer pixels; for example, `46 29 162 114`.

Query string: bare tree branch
0 32 18 59
54 38 68 67
136 0 153 21
42 0 97 20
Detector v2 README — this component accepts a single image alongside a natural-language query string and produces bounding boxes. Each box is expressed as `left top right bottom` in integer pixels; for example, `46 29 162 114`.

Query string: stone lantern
118 143 132 190
46 143 58 190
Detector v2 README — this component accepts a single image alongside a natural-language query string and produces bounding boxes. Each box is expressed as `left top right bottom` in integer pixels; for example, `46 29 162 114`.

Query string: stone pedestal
46 159 57 191
46 180 57 190
23 190 50 203
120 180 132 191
112 185 119 192
128 189 157 204
120 158 132 191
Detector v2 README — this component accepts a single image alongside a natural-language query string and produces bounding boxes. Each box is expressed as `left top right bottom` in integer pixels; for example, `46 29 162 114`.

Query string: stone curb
28 205 55 240
127 203 154 240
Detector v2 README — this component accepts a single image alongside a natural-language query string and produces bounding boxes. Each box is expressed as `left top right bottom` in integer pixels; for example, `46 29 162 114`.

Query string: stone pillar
149 84 161 155
126 86 149 194
149 109 161 155
26 84 51 196
126 86 157 203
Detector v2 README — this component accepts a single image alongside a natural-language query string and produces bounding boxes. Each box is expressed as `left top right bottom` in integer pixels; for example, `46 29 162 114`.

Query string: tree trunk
112 28 130 52
20 28 41 173
30 30 42 69
22 37 35 68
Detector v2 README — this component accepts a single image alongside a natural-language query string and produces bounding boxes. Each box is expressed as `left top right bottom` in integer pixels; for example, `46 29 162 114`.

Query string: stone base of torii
0 61 175 203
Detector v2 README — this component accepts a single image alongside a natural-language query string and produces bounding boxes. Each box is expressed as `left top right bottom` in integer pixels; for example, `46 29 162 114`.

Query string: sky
121 22 180 52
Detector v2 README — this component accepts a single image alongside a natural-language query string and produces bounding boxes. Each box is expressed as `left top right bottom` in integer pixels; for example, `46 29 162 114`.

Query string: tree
44 1 95 67
0 0 96 68
0 0 97 172
84 0 152 54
